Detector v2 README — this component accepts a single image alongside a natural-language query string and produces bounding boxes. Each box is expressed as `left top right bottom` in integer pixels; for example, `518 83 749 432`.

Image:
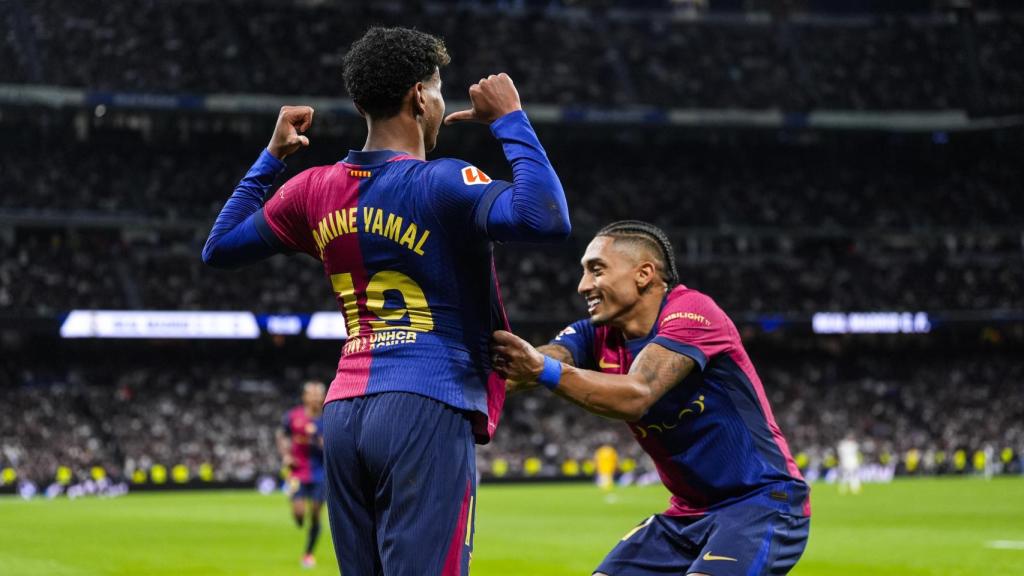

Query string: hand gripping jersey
282 406 324 484
552 285 810 516
262 150 513 444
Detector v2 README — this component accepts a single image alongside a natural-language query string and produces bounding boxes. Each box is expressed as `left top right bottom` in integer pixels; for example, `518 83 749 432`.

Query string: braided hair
595 220 679 287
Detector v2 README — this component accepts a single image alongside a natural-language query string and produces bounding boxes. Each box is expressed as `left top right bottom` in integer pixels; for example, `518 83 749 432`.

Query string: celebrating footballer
203 26 570 576
492 221 810 576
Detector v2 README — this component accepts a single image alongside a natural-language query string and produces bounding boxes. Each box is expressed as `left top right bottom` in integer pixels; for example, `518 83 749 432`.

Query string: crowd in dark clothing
1 0 1022 492
3 349 1021 486
2 124 1021 318
1 0 1021 112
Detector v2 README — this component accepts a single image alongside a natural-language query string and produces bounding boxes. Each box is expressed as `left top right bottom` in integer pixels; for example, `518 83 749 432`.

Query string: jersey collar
629 285 685 344
342 149 411 165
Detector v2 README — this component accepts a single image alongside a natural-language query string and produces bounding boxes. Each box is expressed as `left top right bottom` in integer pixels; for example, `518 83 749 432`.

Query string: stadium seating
1 1 1022 111
2 351 1021 485
2 124 1021 316
1 1 1021 490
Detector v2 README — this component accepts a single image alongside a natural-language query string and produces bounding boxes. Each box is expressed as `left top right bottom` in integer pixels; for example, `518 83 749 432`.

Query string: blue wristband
537 356 562 390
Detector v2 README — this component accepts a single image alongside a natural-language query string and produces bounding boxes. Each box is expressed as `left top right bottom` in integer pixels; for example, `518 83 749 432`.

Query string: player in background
276 381 327 568
492 221 809 576
594 444 618 491
201 27 570 576
836 432 862 495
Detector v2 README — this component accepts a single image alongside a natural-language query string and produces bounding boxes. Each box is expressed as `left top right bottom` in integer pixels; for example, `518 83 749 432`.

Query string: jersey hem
663 481 811 518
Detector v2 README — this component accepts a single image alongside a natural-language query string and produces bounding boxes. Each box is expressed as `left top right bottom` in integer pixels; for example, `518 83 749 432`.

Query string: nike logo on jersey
462 166 492 185
598 358 620 370
702 552 737 562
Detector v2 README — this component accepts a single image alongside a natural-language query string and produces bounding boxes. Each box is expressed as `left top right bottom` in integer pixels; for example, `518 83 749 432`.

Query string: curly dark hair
342 27 450 119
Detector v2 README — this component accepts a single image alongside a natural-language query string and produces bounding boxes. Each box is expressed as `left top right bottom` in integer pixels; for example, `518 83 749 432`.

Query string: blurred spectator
2 351 1020 484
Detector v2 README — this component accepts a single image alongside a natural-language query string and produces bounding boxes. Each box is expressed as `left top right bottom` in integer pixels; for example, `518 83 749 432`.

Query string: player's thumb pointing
444 110 475 125
297 135 310 147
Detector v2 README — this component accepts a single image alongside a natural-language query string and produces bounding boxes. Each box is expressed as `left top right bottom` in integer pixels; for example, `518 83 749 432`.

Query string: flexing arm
445 74 570 242
493 330 696 421
201 106 313 269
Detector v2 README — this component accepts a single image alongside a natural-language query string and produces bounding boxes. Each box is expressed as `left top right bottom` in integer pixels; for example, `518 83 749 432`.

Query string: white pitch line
985 540 1024 550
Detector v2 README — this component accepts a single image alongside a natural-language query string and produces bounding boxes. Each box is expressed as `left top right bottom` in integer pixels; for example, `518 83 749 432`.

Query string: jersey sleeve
651 292 733 371
262 168 319 258
548 318 596 369
424 157 511 238
280 412 292 436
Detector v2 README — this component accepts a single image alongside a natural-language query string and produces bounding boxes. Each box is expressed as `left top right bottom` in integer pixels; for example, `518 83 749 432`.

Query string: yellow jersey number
330 271 434 337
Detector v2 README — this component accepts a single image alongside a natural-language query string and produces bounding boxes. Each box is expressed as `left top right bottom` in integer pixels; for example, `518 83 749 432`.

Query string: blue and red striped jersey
551 285 810 516
263 148 514 443
282 406 324 483
205 111 568 443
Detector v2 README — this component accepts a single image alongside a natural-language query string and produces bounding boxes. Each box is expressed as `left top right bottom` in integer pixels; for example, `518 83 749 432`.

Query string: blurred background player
202 26 570 576
837 433 862 495
494 221 809 576
595 444 618 492
276 381 327 568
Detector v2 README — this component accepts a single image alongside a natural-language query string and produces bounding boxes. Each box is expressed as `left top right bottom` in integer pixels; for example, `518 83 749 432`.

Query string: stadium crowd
6 126 1023 229
0 357 334 486
4 223 1019 319
1 0 1022 111
2 349 1021 487
1 0 1022 496
2 126 1020 317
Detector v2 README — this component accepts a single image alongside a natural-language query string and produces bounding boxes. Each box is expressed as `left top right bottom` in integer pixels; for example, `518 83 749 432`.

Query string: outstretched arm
492 330 695 421
201 106 313 269
504 343 575 395
538 344 575 366
445 74 570 242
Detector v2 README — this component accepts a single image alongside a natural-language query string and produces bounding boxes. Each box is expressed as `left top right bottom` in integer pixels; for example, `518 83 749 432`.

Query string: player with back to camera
276 381 326 568
492 221 810 576
200 26 570 576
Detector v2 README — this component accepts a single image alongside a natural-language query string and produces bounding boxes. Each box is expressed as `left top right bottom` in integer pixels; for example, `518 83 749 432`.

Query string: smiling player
492 221 810 576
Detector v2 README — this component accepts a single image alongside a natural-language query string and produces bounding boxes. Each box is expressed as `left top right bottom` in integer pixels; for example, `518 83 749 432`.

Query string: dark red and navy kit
203 110 569 576
551 284 810 575
261 147 514 442
281 406 325 501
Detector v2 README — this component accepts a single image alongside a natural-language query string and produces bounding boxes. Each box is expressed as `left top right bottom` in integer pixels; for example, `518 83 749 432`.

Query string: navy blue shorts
596 501 809 576
323 392 476 576
288 478 326 503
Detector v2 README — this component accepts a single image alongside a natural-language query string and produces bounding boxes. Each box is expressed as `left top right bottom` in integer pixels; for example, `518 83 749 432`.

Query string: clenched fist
268 105 314 160
444 73 522 125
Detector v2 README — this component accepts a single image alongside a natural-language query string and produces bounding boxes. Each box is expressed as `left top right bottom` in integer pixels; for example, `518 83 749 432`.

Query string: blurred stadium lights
55 309 1024 339
59 310 260 339
811 312 931 334
304 313 349 340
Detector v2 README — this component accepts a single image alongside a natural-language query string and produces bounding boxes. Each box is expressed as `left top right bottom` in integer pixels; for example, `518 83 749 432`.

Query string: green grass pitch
1 478 1023 575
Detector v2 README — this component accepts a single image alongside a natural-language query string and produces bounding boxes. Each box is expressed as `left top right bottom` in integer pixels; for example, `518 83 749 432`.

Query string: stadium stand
2 347 1021 485
2 123 1021 316
0 1 1021 111
1 1 1021 491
